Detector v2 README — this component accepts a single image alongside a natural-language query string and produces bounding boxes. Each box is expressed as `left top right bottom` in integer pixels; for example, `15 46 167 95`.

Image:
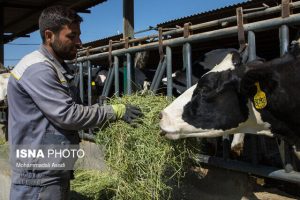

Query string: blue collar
38 45 75 82
39 45 68 75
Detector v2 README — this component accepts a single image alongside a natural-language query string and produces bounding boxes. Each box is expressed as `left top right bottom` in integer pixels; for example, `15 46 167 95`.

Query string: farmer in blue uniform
7 5 142 200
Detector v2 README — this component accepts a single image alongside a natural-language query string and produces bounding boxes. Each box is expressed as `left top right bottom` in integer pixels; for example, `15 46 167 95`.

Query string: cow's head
240 51 300 140
0 73 10 104
160 50 270 140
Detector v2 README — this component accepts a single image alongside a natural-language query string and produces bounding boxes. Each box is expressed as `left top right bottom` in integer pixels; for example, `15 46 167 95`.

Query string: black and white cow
161 49 259 154
241 42 300 149
160 50 271 137
160 46 300 158
0 72 10 105
162 48 238 96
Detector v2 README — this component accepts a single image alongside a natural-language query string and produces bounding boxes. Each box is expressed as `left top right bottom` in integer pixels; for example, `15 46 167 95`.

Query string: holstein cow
0 72 10 141
0 72 10 105
162 48 238 96
160 46 300 158
241 41 300 157
160 49 254 154
159 50 273 155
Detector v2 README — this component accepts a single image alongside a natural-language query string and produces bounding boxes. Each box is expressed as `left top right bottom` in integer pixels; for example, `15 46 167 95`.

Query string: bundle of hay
71 94 199 200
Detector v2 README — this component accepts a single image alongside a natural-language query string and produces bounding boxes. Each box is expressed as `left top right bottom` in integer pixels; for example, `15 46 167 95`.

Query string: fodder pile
71 94 199 200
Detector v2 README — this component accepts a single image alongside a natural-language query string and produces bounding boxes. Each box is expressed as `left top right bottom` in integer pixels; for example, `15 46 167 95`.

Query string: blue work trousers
9 179 70 200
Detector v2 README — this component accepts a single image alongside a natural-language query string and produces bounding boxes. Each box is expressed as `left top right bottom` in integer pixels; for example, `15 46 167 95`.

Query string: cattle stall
71 0 300 187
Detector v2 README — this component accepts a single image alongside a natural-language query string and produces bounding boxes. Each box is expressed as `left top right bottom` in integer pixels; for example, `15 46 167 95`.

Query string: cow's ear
232 51 241 67
240 67 277 97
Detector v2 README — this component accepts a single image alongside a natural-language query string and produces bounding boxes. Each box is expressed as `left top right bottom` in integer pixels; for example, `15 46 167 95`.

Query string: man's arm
19 63 116 130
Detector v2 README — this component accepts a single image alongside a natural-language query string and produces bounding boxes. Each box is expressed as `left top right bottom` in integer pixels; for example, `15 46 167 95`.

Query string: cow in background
0 63 10 105
0 64 10 141
162 48 238 96
0 73 10 105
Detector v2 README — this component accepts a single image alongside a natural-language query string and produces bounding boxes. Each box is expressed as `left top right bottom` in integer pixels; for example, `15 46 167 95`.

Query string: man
8 5 142 200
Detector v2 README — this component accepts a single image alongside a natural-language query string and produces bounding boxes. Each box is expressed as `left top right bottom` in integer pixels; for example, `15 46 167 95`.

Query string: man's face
50 23 81 60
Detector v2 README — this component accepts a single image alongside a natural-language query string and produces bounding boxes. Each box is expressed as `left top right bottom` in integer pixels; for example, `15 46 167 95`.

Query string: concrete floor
171 166 299 200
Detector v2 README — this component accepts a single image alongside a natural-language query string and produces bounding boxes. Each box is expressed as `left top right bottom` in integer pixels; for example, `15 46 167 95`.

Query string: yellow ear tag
91 81 96 86
253 82 267 109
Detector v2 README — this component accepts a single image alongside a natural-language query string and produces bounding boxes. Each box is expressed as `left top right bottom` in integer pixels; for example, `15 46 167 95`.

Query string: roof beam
4 0 61 30
2 2 43 9
4 27 34 44
0 5 4 64
123 0 134 39
78 9 91 13
2 0 107 43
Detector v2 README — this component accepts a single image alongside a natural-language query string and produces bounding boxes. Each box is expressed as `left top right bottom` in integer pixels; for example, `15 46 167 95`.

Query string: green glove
111 104 126 119
112 104 143 123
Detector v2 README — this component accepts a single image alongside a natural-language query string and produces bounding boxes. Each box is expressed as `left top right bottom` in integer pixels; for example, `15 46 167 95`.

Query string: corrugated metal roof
84 0 286 47
82 0 300 68
83 34 123 48
2 0 107 43
157 0 281 27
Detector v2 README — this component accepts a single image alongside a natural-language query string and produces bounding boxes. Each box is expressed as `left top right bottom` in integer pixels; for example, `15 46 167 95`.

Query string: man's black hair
39 5 83 43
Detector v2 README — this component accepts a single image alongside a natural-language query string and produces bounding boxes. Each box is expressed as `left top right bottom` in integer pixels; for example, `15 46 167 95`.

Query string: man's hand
112 104 143 124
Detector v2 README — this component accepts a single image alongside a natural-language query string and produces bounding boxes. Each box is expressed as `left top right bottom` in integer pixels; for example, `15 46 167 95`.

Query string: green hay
0 137 5 145
71 93 200 200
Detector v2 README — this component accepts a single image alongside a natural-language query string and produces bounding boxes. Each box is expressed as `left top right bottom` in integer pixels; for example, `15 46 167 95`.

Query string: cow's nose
159 112 163 119
159 130 166 136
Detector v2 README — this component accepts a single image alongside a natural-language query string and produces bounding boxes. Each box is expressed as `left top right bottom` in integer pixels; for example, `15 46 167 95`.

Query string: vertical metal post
102 68 112 96
0 5 4 65
248 31 256 61
103 66 115 97
79 62 84 103
152 57 167 93
280 0 290 56
166 46 173 97
87 60 92 106
126 53 132 95
248 31 258 165
87 60 93 134
236 7 246 51
222 134 230 159
279 23 293 172
123 0 134 39
150 58 163 91
183 43 192 89
279 25 289 56
79 62 85 139
114 56 120 97
279 0 292 171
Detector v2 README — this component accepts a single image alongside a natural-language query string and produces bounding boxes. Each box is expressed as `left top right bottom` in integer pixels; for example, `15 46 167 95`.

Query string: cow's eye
200 86 210 93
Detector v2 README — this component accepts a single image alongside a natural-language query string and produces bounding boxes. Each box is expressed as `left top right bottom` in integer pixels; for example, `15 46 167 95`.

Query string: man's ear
44 30 54 44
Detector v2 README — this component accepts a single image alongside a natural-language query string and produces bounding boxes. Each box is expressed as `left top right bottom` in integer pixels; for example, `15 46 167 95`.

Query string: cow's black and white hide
161 49 255 155
0 72 10 105
160 46 300 159
0 72 9 142
159 50 273 154
162 48 237 96
240 43 300 158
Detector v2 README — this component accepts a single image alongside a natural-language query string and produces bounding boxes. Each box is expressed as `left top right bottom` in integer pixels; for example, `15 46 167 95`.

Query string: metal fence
73 1 300 184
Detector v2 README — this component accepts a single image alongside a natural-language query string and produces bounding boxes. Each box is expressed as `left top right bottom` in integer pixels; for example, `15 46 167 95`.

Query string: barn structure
73 0 300 188
1 0 300 194
1 0 135 65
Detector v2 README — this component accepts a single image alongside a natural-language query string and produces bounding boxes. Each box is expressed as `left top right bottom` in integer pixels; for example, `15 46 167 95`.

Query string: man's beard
51 38 77 60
